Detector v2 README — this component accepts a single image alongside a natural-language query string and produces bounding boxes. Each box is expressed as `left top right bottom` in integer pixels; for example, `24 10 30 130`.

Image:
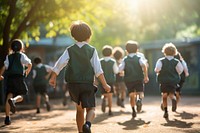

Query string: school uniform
53 42 103 108
155 56 183 93
32 63 52 95
119 53 146 94
99 57 118 94
4 52 31 96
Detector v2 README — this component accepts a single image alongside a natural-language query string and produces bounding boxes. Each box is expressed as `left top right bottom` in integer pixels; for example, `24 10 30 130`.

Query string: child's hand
144 76 149 83
103 84 111 93
0 75 4 81
49 78 56 89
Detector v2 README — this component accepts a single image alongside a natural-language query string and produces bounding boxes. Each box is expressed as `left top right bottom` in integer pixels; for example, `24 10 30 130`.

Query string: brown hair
102 45 113 56
125 40 138 53
162 43 177 56
70 20 92 42
113 46 124 60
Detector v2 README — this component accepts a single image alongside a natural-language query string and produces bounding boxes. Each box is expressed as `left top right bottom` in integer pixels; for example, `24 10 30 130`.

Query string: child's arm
142 64 149 83
25 63 32 77
97 73 111 92
181 60 189 77
0 66 5 80
49 71 57 89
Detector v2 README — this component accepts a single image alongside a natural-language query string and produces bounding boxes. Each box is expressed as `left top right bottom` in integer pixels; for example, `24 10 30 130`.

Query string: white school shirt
100 57 119 74
52 42 103 77
4 52 32 69
119 53 146 71
154 56 183 74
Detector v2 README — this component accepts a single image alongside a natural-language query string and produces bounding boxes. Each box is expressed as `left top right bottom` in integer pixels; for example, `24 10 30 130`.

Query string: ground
0 96 200 133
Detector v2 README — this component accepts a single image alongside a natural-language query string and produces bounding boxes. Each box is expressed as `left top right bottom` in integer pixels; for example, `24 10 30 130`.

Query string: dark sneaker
132 111 136 118
120 100 125 108
160 103 164 111
108 110 113 116
116 97 121 106
36 108 40 114
4 116 11 125
172 99 177 112
101 99 106 113
46 102 51 111
136 99 142 112
163 111 168 118
8 99 16 114
82 124 91 133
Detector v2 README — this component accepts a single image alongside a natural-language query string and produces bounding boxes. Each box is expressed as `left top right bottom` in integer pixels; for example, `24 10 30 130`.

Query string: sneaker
82 124 91 133
101 99 106 113
116 97 121 106
136 99 142 112
36 108 40 114
108 110 113 116
163 111 168 118
172 99 177 112
120 100 125 108
4 116 11 125
46 102 51 111
132 111 136 118
160 103 164 111
8 99 16 114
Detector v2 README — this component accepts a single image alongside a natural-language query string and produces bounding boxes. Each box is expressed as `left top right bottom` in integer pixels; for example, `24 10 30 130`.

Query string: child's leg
101 94 107 113
5 93 13 116
86 107 95 123
107 93 113 115
129 92 136 117
36 94 41 109
76 103 85 132
162 93 168 109
12 95 23 103
43 93 50 111
169 92 177 112
175 91 181 103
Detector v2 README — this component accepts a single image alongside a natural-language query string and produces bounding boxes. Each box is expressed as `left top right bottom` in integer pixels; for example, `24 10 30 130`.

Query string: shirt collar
76 41 89 48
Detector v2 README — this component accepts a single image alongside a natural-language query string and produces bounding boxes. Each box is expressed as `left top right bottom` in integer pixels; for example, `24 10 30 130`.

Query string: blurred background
1 0 200 106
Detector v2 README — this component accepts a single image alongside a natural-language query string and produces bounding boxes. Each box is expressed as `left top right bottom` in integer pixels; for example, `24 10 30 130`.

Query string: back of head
70 20 92 42
113 46 124 60
11 39 23 52
162 43 177 56
34 57 42 64
102 45 113 56
125 40 138 53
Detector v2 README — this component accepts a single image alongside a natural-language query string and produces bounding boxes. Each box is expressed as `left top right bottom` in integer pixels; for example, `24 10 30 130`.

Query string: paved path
0 96 200 133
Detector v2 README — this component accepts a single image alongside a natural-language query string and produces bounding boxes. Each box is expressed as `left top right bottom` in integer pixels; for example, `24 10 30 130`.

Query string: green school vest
33 65 48 86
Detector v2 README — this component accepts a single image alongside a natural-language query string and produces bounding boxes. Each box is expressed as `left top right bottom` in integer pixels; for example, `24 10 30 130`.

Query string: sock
132 107 136 112
164 107 168 112
85 121 91 128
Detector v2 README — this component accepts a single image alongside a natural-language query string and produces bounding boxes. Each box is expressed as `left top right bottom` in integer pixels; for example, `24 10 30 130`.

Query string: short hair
125 40 139 53
34 57 42 64
102 45 113 56
11 39 23 52
162 43 177 56
70 20 92 42
113 46 124 60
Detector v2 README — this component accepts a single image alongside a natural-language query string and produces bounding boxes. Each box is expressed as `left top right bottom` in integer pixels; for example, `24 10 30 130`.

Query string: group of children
0 20 189 133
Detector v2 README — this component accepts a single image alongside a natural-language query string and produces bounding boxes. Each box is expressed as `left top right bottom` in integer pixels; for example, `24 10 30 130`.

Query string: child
174 52 189 109
49 20 110 133
0 39 32 125
99 45 119 116
113 46 127 108
154 43 183 118
119 40 149 118
32 57 52 113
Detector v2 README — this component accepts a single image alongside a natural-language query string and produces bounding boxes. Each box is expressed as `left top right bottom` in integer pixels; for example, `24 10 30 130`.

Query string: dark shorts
68 83 97 108
114 82 127 93
99 83 114 94
160 83 177 93
6 75 28 96
33 84 47 95
125 80 144 94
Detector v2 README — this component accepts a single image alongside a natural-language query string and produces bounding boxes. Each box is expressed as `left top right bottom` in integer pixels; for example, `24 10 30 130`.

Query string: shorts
6 75 28 96
160 83 177 93
68 83 97 108
33 84 47 95
99 83 114 94
114 82 126 93
125 80 144 94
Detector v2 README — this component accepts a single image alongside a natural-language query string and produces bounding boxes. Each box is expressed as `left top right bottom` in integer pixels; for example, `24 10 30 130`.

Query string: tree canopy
1 0 200 68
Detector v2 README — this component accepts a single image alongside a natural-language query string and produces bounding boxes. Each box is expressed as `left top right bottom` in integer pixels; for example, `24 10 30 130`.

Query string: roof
140 37 200 50
28 36 74 47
